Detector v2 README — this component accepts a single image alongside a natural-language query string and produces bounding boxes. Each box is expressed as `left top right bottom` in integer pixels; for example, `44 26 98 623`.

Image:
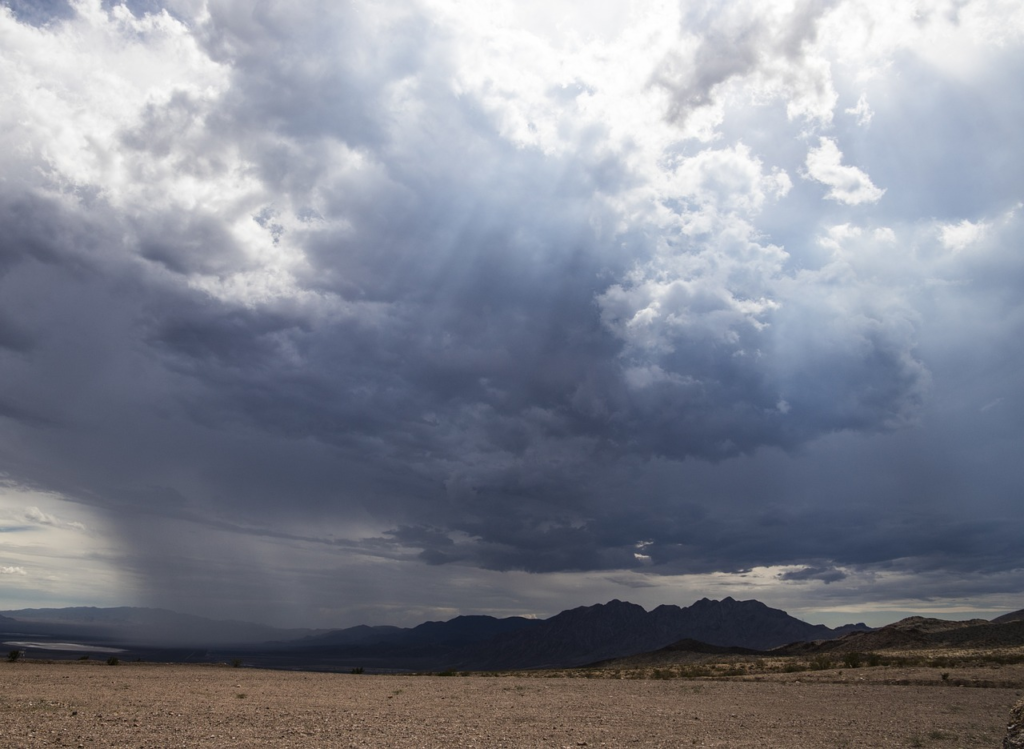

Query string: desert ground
2 659 1021 748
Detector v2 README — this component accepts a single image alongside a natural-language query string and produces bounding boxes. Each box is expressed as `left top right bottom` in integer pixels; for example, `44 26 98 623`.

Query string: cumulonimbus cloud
0 0 1021 621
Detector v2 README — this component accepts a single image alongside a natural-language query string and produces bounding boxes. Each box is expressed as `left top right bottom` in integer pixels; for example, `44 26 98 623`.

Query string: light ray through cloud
0 0 1021 626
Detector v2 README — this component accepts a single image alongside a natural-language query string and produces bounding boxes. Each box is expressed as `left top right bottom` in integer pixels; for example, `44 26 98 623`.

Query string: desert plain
2 658 1022 748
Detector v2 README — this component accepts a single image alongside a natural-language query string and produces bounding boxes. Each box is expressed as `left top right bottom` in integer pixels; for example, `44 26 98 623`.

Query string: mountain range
6 599 1021 673
440 597 867 670
2 597 871 671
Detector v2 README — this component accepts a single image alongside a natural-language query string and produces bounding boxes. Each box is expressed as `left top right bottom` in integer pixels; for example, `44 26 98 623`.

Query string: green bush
106 656 119 666
350 667 364 674
842 652 862 668
7 649 21 662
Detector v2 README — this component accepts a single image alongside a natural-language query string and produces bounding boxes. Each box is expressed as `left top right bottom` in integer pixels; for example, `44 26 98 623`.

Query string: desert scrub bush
7 649 21 662
437 669 456 677
980 652 1024 665
842 652 863 668
231 658 243 668
679 665 712 678
106 656 119 666
350 667 364 674
782 662 807 673
809 654 834 670
866 652 883 667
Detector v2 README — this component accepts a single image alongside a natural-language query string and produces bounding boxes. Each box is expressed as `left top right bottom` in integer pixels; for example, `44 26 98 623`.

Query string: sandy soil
1 661 1020 748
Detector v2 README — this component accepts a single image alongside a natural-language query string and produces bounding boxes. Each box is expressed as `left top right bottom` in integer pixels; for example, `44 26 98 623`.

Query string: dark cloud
0 0 1022 624
779 565 848 584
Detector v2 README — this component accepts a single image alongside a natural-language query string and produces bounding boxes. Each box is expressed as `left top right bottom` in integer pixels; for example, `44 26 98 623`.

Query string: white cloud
25 506 86 531
845 93 874 126
804 137 885 205
939 219 988 252
1 566 27 575
652 0 838 130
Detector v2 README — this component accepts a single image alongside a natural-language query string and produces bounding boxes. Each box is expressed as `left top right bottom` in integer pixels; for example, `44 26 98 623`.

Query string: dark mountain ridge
775 615 1024 655
444 597 868 670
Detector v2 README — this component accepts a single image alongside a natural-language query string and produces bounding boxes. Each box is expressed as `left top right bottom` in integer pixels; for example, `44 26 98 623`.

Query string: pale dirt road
1 661 1020 748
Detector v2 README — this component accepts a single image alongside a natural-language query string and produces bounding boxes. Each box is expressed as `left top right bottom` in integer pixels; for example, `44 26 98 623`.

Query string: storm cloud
0 0 1022 626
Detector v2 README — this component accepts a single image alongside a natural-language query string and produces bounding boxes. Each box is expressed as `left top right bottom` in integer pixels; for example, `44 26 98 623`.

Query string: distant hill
293 614 540 649
775 615 1024 655
994 609 1024 624
0 607 322 646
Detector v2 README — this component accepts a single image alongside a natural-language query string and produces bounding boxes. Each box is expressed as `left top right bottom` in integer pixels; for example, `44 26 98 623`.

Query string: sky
0 0 1022 630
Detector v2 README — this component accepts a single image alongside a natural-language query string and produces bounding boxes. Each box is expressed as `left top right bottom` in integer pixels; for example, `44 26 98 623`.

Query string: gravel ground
1 661 1020 748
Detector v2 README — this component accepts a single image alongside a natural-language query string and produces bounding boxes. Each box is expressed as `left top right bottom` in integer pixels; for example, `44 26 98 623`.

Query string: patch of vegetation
810 654 834 671
7 650 21 662
106 657 119 666
979 652 1024 665
231 658 243 668
891 656 925 667
679 665 713 678
437 669 456 677
843 652 863 668
350 667 364 674
236 693 246 699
